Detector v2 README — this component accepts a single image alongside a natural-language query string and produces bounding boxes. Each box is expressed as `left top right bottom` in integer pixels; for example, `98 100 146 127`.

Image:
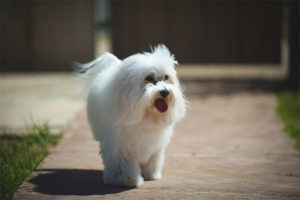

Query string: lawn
276 91 300 150
0 123 62 199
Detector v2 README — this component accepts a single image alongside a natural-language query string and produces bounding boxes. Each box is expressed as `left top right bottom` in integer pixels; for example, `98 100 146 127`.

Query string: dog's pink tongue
154 99 168 113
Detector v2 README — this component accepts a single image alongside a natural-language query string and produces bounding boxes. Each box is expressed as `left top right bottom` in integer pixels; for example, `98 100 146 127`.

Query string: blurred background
0 0 298 82
0 0 299 130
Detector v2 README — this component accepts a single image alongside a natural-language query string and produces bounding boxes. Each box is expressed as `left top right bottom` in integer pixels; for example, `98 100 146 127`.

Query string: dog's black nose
160 89 169 98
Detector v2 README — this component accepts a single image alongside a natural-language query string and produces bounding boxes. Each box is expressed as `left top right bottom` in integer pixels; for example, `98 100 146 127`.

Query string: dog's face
116 46 186 126
142 68 177 114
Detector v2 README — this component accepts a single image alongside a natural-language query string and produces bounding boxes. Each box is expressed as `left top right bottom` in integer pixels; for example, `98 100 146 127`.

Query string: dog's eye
164 75 169 81
145 75 155 83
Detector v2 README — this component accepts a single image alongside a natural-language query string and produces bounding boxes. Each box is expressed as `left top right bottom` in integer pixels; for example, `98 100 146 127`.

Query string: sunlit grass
276 91 300 150
0 123 62 199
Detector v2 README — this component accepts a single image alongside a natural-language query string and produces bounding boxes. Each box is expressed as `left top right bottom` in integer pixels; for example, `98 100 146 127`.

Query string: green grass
276 91 300 150
286 172 300 178
0 123 62 199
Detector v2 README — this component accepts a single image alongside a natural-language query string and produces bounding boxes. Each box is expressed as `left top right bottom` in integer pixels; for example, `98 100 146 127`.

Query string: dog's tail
73 52 121 92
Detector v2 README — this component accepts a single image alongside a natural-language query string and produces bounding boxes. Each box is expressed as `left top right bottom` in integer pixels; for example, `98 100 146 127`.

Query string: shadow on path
29 169 130 196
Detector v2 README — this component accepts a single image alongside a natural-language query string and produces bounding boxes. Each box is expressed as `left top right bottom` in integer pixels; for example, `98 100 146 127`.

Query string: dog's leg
141 149 165 180
103 156 144 187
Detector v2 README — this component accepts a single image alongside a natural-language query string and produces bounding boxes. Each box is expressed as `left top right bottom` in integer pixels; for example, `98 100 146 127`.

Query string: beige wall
0 1 94 72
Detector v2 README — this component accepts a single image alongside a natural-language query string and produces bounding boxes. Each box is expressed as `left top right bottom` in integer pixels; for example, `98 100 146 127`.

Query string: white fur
76 44 186 187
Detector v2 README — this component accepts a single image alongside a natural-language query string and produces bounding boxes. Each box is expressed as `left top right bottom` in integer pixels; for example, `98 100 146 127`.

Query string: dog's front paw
105 174 144 188
118 175 144 188
142 171 162 181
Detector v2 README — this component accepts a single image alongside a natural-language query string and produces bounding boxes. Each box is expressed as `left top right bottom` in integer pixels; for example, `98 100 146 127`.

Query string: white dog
76 44 186 187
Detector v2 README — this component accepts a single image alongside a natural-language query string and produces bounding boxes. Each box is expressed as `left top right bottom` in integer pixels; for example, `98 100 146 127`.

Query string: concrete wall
0 1 94 72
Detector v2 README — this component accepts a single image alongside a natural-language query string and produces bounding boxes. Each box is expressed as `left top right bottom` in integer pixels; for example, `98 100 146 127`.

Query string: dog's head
116 45 186 127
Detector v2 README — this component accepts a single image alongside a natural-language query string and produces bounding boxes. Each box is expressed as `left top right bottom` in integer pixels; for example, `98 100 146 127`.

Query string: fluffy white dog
76 44 186 187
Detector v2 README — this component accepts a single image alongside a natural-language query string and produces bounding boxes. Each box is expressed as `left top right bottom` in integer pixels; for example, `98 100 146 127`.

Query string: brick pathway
14 84 300 200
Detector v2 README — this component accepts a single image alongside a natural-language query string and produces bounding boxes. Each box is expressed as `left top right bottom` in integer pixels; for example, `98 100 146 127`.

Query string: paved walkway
0 73 84 133
14 83 300 199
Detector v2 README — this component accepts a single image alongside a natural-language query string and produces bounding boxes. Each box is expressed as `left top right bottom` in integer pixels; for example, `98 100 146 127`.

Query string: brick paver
14 84 300 199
